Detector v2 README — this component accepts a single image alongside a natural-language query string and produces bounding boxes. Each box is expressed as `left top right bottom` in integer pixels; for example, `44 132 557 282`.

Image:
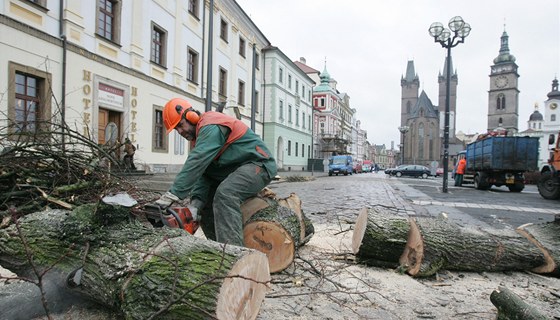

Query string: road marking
411 200 560 215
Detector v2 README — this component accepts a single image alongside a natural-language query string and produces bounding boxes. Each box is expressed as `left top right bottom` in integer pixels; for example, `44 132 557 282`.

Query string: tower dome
529 109 543 121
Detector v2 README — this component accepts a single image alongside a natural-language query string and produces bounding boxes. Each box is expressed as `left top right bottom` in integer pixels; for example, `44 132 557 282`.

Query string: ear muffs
185 109 200 125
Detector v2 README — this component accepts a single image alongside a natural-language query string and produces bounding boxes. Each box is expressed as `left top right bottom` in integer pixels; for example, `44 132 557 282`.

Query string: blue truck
460 136 539 192
328 155 353 176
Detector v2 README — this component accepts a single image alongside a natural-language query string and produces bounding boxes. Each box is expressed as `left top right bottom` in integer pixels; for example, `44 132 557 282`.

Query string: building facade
262 46 314 172
1 0 268 172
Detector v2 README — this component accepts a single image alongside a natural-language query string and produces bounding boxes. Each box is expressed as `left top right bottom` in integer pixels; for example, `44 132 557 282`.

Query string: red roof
293 61 319 74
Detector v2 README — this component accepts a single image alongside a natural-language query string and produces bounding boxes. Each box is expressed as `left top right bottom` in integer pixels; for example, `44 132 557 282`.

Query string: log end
351 207 369 254
399 218 424 276
244 221 295 273
216 251 270 320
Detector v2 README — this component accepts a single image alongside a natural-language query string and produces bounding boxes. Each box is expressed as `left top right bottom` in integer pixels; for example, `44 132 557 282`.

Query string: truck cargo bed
466 136 539 171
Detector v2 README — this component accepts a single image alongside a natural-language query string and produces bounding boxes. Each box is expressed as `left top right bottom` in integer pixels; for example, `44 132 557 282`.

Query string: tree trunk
352 208 552 277
517 222 560 276
243 204 303 273
241 190 315 273
0 205 270 320
351 207 410 268
490 286 548 320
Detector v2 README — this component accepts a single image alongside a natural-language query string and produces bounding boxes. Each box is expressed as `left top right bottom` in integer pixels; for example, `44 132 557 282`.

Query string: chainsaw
142 204 199 235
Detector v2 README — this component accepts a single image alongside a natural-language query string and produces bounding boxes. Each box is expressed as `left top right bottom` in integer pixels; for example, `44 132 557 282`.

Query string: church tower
438 56 458 139
543 78 560 132
401 60 419 126
488 29 519 133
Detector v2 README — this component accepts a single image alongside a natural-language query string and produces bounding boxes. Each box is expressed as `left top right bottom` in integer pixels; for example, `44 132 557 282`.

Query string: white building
1 0 268 172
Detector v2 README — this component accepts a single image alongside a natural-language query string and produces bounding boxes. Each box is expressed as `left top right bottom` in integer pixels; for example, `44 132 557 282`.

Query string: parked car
353 163 363 174
385 165 406 175
393 165 431 179
436 167 444 177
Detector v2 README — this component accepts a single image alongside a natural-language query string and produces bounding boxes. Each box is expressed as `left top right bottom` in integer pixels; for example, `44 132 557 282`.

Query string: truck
537 132 560 199
328 155 353 176
460 136 539 192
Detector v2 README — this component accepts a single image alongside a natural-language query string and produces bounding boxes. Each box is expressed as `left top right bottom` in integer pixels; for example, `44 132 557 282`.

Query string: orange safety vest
456 158 467 174
195 111 248 160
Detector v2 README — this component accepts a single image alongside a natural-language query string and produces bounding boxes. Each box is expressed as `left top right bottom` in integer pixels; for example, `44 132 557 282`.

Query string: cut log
516 222 560 276
0 205 270 319
351 207 410 268
401 217 545 277
243 204 303 273
352 208 552 277
490 286 548 320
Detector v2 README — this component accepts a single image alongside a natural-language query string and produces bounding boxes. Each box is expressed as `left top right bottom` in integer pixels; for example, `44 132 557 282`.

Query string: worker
122 137 136 170
454 156 467 187
154 98 277 247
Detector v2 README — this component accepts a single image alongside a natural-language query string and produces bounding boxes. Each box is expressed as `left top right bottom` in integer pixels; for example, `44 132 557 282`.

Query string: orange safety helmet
163 98 200 134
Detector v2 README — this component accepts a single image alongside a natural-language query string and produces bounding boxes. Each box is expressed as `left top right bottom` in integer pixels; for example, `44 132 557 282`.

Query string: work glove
187 198 204 222
155 191 180 209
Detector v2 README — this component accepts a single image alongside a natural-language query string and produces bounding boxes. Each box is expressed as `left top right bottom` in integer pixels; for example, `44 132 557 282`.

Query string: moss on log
490 286 548 320
351 207 410 268
0 205 270 319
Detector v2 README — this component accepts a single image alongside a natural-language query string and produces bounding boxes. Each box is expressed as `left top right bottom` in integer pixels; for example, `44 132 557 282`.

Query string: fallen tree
352 207 558 277
0 204 270 319
490 286 548 320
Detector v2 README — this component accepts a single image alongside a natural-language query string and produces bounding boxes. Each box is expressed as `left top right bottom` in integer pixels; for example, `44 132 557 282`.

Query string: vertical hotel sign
98 83 124 109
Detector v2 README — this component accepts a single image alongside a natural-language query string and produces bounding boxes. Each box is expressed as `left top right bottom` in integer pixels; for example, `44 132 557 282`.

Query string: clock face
495 75 508 88
551 103 558 110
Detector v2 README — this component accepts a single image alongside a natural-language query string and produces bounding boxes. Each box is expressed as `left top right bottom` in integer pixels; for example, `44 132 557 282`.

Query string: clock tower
488 30 519 133
543 78 560 132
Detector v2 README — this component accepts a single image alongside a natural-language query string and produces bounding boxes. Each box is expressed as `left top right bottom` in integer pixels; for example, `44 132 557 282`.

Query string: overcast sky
236 0 560 148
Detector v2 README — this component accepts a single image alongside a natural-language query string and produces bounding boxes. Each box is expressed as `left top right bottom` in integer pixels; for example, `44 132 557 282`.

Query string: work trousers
198 162 271 247
454 173 464 186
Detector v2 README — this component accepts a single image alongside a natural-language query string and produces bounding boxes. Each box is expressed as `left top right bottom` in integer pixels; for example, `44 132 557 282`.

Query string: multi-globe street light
428 16 471 193
398 126 410 165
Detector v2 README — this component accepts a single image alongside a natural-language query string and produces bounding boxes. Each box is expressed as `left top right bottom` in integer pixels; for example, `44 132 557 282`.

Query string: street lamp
398 126 409 165
429 16 471 193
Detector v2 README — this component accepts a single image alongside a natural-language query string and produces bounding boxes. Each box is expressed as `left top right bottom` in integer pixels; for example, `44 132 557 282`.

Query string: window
255 91 259 113
288 75 292 89
220 18 228 42
255 53 260 69
238 80 245 106
552 114 557 122
302 112 305 129
288 140 291 156
295 142 299 157
302 144 305 158
219 67 227 97
308 145 311 158
279 68 283 83
279 100 284 120
308 115 311 130
153 107 168 152
239 36 246 58
26 0 47 7
497 94 506 110
296 109 299 126
302 84 305 98
187 47 199 83
9 62 51 135
151 23 167 66
97 0 121 43
320 98 325 107
295 80 299 94
288 105 292 123
174 131 185 155
188 0 199 18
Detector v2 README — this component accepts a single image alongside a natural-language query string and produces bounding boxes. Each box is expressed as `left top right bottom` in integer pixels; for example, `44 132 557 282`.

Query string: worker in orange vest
454 156 467 187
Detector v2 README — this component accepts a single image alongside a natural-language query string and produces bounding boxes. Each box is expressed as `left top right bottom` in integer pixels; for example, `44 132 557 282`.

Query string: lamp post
398 125 409 165
429 16 471 193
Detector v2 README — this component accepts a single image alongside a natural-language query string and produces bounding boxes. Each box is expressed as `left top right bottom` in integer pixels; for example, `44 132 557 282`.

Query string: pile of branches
0 120 131 219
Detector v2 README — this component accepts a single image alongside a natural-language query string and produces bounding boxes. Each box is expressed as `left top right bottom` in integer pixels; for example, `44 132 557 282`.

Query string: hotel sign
99 83 124 109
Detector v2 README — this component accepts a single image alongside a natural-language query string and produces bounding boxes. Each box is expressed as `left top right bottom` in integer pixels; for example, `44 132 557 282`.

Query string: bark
352 208 553 278
490 286 548 320
403 217 545 277
351 207 410 268
0 205 270 320
243 204 303 273
517 222 560 276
